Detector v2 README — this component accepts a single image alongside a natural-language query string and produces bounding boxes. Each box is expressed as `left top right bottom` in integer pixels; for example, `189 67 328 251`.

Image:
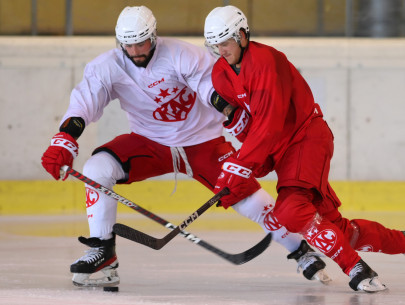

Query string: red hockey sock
350 219 405 254
302 214 361 275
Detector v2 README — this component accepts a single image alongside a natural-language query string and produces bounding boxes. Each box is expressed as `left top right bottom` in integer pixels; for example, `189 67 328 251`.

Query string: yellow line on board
1 180 405 215
0 180 404 236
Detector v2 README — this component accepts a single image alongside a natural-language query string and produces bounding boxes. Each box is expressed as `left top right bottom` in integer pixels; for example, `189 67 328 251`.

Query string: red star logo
261 204 273 216
172 87 179 94
154 97 162 103
159 88 170 98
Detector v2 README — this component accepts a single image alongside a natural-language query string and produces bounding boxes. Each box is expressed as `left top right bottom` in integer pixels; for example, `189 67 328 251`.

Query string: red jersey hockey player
204 5 405 292
41 6 330 288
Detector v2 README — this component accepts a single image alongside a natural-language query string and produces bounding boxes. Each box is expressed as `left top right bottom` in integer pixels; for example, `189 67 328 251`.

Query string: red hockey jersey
212 41 321 175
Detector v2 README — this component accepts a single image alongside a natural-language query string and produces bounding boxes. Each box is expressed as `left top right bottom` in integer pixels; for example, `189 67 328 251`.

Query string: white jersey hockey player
41 6 330 287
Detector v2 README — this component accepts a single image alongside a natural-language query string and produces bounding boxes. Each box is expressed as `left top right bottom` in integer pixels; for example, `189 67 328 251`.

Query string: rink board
0 180 404 237
1 180 405 214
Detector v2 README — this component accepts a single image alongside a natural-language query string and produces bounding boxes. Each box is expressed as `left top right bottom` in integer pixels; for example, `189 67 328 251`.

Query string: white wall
1 37 404 180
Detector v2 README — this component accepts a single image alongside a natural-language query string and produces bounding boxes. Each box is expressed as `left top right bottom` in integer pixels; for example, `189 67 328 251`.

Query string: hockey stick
112 188 229 250
61 166 272 264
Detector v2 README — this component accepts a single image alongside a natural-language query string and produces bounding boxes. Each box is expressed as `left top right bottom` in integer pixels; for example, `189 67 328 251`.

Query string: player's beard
131 55 147 67
130 48 155 68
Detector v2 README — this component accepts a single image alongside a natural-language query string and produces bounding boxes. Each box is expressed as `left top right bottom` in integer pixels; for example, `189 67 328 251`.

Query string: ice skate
287 240 332 285
348 259 387 292
70 235 119 287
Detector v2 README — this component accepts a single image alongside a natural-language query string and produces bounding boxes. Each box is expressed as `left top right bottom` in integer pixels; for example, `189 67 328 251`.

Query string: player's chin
224 56 236 65
132 58 147 67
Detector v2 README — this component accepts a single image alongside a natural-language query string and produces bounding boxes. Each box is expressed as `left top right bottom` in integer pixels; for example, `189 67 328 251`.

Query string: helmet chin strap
236 31 250 65
237 46 245 65
236 40 249 65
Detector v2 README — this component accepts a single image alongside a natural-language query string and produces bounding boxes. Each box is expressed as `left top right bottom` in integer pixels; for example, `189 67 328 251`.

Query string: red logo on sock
86 187 99 208
263 211 282 231
309 229 337 253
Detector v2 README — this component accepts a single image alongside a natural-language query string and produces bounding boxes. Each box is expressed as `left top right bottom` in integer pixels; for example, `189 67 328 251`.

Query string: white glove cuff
222 162 252 178
51 138 78 158
225 110 249 136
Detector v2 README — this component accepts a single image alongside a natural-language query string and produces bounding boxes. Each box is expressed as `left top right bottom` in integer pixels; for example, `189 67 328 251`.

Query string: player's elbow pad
59 117 86 139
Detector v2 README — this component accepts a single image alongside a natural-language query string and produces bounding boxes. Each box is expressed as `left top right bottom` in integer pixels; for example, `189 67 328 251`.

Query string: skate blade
313 269 332 285
72 268 120 288
357 277 388 293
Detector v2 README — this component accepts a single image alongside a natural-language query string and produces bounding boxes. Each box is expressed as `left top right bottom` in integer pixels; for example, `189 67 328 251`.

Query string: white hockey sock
232 188 303 253
83 152 126 240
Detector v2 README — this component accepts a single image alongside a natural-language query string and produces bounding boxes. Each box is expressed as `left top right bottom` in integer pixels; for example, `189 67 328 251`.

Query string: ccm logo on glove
51 135 79 158
225 109 249 137
222 162 252 179
223 108 251 143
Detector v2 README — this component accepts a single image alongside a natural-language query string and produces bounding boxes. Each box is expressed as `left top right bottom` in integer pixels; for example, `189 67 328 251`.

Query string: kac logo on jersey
153 86 196 122
308 229 337 253
86 187 99 208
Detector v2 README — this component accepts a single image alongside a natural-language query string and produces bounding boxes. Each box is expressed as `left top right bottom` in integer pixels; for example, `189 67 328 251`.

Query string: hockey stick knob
60 165 69 180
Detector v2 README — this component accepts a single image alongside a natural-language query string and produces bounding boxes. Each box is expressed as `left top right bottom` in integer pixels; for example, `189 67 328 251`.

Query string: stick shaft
61 166 258 263
112 188 229 250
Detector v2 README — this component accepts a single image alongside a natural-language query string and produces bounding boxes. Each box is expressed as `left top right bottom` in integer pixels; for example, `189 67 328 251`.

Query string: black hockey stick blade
197 233 272 265
113 188 229 250
115 220 272 264
113 223 168 250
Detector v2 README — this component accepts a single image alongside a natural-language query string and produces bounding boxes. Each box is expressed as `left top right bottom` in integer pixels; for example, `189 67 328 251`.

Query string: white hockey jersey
62 37 225 147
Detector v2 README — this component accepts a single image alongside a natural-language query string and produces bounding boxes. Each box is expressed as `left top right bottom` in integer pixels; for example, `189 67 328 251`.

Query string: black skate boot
70 235 119 287
287 240 331 284
348 259 387 292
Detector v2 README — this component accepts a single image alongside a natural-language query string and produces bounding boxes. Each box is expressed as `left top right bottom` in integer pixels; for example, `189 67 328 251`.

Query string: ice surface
0 215 404 305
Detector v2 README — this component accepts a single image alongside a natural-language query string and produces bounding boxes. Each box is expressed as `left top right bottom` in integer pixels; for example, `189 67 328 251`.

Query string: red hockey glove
223 108 251 143
41 132 79 180
214 157 260 209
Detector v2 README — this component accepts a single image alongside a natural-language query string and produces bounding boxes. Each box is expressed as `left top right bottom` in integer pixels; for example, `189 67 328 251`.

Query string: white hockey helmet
204 5 249 45
115 6 157 45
